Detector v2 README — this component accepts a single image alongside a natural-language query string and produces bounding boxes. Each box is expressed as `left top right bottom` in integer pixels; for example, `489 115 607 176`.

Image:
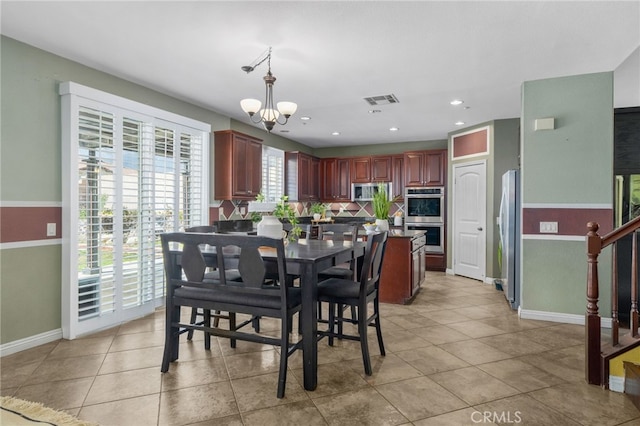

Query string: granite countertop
387 229 425 238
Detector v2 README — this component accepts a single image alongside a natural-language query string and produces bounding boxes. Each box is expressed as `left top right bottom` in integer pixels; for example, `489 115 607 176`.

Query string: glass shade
240 98 261 114
260 108 280 122
277 101 298 117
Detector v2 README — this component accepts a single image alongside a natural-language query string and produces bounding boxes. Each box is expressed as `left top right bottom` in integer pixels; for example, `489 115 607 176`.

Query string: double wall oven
404 187 445 253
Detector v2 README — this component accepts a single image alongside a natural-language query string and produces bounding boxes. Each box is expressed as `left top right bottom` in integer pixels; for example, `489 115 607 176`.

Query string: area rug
0 396 97 426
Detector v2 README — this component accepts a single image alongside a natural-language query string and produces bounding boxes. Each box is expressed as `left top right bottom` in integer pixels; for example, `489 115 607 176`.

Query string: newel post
585 222 603 385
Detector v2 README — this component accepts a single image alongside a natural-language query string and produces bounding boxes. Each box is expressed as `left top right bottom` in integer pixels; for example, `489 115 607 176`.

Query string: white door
453 161 486 281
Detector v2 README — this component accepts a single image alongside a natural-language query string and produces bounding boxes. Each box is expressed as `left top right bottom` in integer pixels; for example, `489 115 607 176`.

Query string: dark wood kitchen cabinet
285 151 320 202
371 155 392 181
392 155 404 200
351 155 392 183
404 149 446 187
379 232 426 304
214 130 262 200
320 158 351 202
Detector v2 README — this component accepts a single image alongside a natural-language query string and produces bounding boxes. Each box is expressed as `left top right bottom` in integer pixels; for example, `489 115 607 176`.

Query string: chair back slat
360 232 388 295
318 223 358 243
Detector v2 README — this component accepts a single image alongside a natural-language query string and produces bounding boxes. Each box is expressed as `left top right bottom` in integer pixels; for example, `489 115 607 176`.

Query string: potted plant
372 183 394 231
309 203 325 221
273 195 302 241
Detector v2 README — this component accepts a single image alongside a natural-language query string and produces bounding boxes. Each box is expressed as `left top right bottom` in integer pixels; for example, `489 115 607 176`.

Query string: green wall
520 72 613 315
313 139 447 158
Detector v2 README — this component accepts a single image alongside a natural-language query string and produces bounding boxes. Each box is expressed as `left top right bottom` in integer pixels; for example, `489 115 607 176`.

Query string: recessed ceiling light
455 121 465 126
389 127 399 132
450 99 464 106
300 116 311 121
279 129 290 133
368 109 382 114
332 131 340 136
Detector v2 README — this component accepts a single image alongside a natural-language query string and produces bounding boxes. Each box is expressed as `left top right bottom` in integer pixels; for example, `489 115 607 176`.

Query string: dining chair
317 223 358 280
316 231 388 375
160 232 303 398
184 225 238 340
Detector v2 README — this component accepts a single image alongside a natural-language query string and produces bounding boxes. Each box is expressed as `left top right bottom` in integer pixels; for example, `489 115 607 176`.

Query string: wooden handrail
585 216 640 386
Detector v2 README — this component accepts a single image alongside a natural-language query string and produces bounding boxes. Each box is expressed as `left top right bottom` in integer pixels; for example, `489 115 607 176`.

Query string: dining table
169 237 366 391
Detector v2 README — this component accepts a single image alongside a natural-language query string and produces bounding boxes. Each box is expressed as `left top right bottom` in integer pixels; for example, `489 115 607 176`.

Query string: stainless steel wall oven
405 187 445 253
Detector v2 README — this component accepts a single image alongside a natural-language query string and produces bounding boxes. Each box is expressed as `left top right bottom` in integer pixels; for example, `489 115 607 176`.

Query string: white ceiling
2 1 639 148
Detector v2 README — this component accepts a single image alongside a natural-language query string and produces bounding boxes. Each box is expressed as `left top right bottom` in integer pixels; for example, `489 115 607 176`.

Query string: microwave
351 182 393 202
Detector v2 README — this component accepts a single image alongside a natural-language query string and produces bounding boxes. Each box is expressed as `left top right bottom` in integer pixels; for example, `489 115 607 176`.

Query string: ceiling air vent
363 94 399 106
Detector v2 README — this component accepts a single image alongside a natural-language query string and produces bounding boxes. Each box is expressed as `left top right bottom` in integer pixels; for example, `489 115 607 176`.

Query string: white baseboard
609 375 625 393
519 309 612 328
0 329 63 357
446 268 454 275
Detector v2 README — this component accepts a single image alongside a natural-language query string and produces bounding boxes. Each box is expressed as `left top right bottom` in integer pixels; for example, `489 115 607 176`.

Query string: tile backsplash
209 200 404 223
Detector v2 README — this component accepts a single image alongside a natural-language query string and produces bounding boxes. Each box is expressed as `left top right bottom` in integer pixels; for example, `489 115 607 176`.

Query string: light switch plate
539 221 558 233
47 223 56 236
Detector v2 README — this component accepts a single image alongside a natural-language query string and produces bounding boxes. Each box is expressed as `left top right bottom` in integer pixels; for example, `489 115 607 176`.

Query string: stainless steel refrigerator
498 169 520 309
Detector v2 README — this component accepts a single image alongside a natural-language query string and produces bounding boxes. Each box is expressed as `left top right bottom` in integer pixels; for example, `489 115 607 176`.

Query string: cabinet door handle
477 227 483 231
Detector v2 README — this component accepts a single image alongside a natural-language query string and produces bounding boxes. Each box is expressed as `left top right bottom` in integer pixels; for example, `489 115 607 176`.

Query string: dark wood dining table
170 237 365 391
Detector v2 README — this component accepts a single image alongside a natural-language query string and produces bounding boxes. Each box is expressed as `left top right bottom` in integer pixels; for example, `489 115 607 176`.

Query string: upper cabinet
392 155 404 200
285 151 320 202
404 149 446 187
350 155 392 183
214 130 262 200
321 158 351 202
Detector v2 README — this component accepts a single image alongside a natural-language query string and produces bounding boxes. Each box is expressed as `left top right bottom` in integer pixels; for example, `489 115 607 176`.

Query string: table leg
300 262 318 391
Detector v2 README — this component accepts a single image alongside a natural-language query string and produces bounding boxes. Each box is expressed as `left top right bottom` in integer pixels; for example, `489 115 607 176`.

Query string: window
61 82 210 338
261 146 284 201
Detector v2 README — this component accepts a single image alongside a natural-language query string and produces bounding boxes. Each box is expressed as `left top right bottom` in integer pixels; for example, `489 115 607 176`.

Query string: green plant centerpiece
273 195 302 241
309 202 325 220
372 183 394 231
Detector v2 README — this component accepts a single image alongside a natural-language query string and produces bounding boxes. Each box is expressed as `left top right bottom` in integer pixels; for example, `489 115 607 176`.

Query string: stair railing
586 215 640 386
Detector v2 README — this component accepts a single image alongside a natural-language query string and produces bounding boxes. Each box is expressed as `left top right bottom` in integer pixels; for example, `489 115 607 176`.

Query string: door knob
477 227 483 231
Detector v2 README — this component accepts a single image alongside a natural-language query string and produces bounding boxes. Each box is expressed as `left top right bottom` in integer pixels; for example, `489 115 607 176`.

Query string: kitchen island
378 229 426 304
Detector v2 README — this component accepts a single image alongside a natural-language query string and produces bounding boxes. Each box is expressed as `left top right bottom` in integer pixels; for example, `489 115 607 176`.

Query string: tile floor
2 272 639 425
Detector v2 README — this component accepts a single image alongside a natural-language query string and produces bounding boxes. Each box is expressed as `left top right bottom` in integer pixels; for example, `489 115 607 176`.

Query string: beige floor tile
377 376 469 421
345 353 424 386
85 366 162 405
380 329 432 352
529 382 640 426
411 324 470 345
438 340 512 365
429 366 520 405
187 414 244 425
161 357 229 391
384 313 439 329
241 399 327 426
519 345 585 382
412 408 497 425
14 377 94 410
396 345 469 375
475 394 581 426
99 345 165 374
420 309 472 325
476 358 566 392
230 372 308 412
24 354 105 385
224 349 280 379
159 382 238 425
292 361 369 398
108 329 166 352
314 387 408 425
477 332 549 356
79 394 160 426
518 324 584 349
0 360 41 389
47 336 114 359
446 320 507 338
0 342 57 368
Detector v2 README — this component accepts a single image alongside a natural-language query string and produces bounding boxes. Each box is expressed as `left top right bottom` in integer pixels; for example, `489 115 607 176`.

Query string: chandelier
240 47 297 132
